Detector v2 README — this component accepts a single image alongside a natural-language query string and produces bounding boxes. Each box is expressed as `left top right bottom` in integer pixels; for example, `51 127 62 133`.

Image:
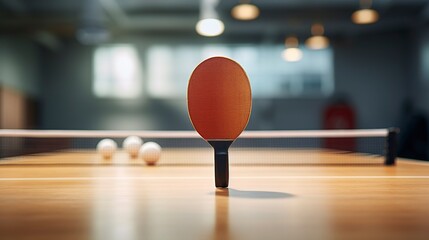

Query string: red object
187 57 251 140
323 103 356 151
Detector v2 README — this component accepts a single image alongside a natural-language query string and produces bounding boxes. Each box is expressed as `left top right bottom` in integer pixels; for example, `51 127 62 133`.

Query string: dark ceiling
0 0 428 40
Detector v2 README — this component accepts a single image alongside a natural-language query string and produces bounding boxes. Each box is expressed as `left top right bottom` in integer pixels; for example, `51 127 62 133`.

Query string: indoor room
0 0 428 239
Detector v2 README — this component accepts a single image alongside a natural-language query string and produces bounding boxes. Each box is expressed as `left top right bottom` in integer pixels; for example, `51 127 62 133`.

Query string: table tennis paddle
187 57 252 188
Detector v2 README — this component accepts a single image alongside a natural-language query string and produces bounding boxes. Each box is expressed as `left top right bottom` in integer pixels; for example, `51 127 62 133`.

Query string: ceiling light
282 48 303 62
311 23 325 36
196 18 225 37
196 0 224 37
305 36 329 50
351 8 379 24
285 36 299 48
283 36 302 62
305 23 329 50
231 3 260 20
352 0 379 24
77 0 109 45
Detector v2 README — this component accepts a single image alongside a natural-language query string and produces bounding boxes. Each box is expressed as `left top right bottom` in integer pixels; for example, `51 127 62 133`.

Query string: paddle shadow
213 188 293 199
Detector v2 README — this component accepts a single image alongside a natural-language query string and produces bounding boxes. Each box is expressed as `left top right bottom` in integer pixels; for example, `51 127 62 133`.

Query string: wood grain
1 149 429 240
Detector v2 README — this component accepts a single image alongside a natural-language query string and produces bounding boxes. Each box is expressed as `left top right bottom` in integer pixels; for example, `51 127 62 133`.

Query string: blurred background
0 0 428 159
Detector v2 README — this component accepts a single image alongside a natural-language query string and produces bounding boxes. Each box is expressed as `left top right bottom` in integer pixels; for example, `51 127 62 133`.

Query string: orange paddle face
187 57 252 188
187 57 252 141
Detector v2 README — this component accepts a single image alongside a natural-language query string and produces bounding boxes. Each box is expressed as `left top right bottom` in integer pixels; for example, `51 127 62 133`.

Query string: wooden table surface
1 148 429 240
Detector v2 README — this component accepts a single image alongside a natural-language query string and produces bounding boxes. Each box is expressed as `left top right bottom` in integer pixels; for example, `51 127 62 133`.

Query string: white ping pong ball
97 139 117 159
139 142 162 166
123 136 143 158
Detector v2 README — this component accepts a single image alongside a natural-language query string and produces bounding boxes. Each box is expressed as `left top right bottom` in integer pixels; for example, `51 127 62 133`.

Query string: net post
385 128 399 166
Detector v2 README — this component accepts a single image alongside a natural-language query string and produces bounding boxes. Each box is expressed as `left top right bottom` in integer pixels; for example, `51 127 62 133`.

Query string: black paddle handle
209 141 232 188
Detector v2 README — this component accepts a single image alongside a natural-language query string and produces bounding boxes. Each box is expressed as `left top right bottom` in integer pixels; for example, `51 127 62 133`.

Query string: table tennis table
1 145 428 240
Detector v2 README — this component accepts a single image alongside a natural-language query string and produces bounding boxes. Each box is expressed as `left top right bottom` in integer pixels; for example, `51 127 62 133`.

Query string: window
93 45 143 98
93 44 334 99
146 44 334 98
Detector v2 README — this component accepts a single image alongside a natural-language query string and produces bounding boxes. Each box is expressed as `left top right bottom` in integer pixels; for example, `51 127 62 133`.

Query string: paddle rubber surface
187 57 252 140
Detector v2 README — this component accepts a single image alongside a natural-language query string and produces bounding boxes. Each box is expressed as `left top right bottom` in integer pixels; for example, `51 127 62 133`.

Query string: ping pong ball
97 139 117 159
139 142 161 165
123 136 143 158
